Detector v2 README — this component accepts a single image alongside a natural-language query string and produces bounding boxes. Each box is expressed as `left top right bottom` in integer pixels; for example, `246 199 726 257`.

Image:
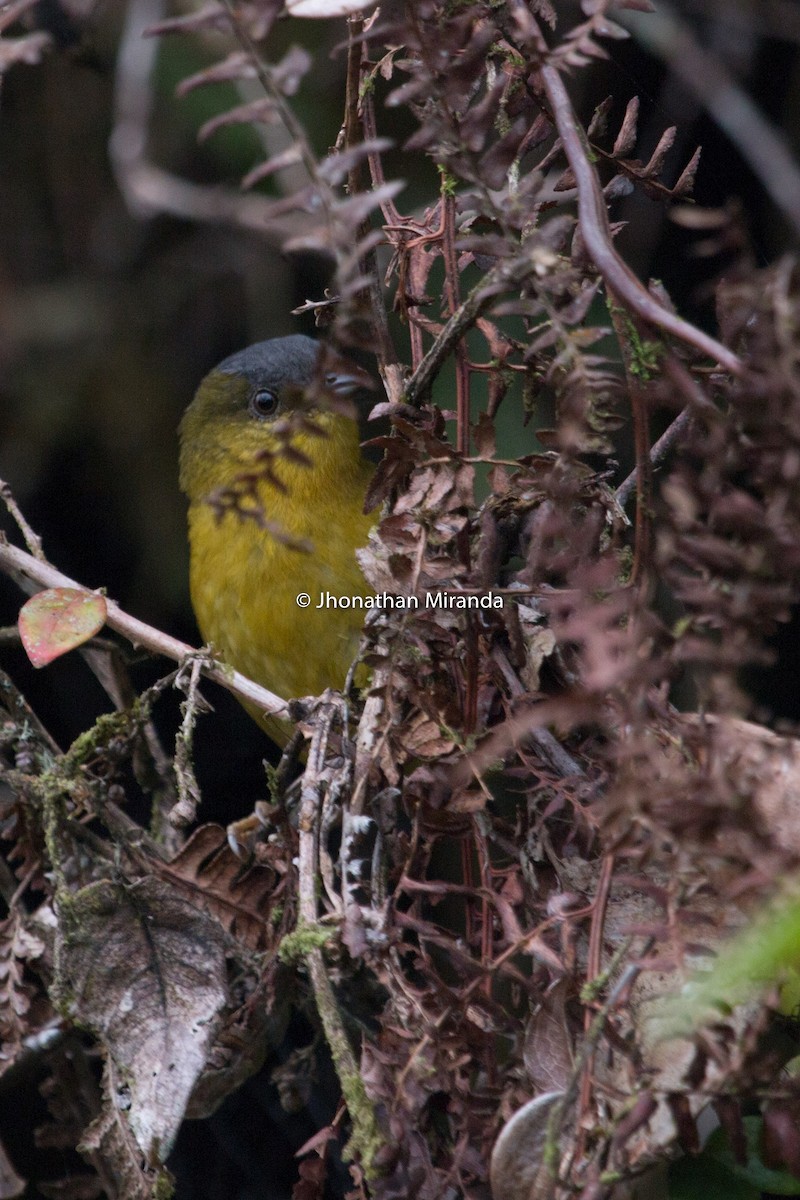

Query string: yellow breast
184 411 375 741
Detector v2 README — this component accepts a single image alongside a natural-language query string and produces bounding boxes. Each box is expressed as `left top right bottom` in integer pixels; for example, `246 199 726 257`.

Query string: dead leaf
490 1091 566 1200
60 877 227 1164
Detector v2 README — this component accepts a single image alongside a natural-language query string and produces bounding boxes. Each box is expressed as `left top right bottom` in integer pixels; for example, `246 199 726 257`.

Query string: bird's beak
318 348 374 398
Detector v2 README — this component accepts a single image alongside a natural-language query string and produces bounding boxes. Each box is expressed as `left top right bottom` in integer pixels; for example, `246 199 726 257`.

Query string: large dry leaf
79 1058 171 1200
60 877 227 1164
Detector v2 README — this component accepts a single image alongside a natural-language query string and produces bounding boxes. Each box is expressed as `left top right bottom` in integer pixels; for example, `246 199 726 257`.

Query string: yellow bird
179 335 375 740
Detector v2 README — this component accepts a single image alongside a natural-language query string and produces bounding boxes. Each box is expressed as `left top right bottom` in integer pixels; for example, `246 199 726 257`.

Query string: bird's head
179 334 372 501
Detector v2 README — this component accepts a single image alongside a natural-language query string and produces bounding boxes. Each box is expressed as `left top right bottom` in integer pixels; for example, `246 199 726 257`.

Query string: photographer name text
296 590 504 610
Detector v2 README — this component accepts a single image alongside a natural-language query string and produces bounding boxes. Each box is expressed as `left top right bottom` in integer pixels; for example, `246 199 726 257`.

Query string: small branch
539 63 743 376
218 0 328 215
111 0 299 241
0 537 290 722
1 480 44 559
491 648 586 779
342 16 401 399
534 938 642 1199
615 353 713 507
404 245 547 406
296 695 382 1170
580 852 616 1119
615 404 694 508
606 297 653 587
169 655 209 831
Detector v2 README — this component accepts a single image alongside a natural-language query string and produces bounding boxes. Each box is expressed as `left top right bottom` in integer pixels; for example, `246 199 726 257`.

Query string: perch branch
0 537 290 723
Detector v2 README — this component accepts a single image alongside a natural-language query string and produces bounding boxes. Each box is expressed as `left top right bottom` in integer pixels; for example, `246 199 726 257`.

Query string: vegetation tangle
2 1 800 1198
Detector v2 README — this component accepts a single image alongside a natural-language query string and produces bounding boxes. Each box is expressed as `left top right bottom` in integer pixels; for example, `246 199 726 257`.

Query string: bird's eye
250 389 279 418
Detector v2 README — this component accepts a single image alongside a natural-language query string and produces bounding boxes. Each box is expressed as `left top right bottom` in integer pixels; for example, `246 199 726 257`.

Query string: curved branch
540 64 744 376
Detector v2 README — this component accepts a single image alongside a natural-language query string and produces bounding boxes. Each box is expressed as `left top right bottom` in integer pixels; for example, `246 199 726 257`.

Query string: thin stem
441 189 470 455
615 354 714 507
616 405 694 508
296 698 381 1167
219 0 330 220
1 480 44 560
343 17 401 397
405 245 545 405
606 297 653 588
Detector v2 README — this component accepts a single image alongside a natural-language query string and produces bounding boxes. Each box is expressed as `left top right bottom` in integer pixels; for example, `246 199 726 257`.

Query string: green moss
437 164 458 198
67 710 130 767
341 1071 384 1178
621 313 663 380
278 922 334 963
265 761 281 806
153 1169 176 1200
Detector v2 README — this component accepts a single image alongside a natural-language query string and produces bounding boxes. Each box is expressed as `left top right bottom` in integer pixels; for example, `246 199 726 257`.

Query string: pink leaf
18 588 107 668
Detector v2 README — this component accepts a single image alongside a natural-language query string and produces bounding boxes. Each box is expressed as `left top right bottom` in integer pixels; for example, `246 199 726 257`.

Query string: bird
179 334 376 741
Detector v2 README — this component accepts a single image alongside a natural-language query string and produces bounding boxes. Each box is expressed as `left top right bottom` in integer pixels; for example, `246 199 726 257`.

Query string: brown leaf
61 878 228 1164
490 1091 566 1200
403 715 457 760
176 51 255 96
79 1058 170 1199
157 824 282 952
612 96 639 158
241 146 304 190
524 982 574 1093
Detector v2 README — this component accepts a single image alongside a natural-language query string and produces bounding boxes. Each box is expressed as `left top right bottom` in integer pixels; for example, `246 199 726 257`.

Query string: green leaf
18 587 107 668
668 1116 800 1200
704 1117 800 1195
667 1151 758 1200
650 896 800 1040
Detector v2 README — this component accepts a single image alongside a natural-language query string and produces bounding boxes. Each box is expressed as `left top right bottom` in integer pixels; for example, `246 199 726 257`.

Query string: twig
79 638 181 853
1 480 44 559
0 537 290 723
441 188 470 455
296 695 382 1167
404 245 549 405
169 654 209 831
579 852 616 1122
616 404 694 508
342 16 401 398
615 352 714 507
539 63 744 376
492 648 586 779
533 938 643 1200
606 297 653 586
218 0 329 216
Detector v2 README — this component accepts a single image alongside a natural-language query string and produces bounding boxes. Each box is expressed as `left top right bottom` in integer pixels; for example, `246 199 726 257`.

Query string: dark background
0 1 799 1195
